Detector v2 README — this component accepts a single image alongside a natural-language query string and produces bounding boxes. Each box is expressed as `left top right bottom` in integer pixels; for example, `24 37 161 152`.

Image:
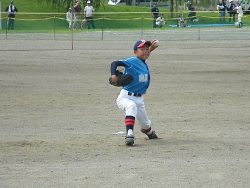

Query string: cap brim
137 41 152 48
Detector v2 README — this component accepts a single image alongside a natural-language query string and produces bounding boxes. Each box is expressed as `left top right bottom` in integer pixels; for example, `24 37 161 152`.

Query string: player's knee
126 103 137 116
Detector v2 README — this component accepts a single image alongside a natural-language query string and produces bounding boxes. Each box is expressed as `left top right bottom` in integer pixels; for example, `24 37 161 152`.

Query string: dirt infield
0 37 250 187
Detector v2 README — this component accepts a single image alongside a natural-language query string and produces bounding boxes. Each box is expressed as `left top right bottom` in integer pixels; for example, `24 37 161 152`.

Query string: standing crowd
66 0 95 29
4 0 245 30
151 3 166 28
217 0 244 27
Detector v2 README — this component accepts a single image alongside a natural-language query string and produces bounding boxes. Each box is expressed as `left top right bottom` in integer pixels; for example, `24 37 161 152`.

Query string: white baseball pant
238 15 242 23
116 89 151 130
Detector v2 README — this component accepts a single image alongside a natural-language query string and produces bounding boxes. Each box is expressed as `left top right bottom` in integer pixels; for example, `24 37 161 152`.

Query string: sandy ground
0 36 250 188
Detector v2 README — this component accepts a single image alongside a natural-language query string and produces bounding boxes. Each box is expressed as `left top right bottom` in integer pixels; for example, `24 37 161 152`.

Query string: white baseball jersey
84 6 94 17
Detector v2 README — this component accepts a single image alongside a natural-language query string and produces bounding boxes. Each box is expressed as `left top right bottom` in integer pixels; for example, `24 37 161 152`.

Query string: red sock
141 127 152 135
125 116 135 132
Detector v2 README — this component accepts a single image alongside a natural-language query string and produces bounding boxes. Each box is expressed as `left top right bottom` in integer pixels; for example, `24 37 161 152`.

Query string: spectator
246 7 250 15
5 0 18 30
177 14 188 27
186 0 192 10
217 0 226 23
234 3 244 27
73 0 82 29
155 14 165 28
151 3 159 28
188 7 199 22
66 8 73 28
84 1 95 29
228 0 236 23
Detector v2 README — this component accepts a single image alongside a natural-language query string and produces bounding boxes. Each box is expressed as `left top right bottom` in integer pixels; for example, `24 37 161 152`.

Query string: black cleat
147 131 158 139
125 135 134 146
141 129 159 139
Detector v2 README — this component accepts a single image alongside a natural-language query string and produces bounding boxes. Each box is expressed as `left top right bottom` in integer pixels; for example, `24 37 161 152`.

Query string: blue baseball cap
133 40 152 51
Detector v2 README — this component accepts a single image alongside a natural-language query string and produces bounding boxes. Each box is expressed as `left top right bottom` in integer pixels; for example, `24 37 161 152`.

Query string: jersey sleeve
110 61 126 75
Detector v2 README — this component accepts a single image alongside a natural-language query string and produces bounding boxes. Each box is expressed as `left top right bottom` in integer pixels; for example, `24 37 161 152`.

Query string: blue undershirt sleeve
110 61 126 75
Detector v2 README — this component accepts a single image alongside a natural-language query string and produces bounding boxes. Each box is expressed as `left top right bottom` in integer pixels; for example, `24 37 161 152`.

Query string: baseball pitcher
109 39 159 146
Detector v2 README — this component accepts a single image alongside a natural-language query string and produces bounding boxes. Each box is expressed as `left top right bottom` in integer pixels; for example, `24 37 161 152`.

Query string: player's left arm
110 61 125 83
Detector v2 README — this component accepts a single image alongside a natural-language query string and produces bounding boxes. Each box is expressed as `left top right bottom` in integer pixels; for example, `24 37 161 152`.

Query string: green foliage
38 0 106 11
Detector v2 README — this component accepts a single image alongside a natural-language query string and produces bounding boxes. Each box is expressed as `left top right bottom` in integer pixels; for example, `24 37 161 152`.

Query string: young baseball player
234 3 244 28
156 14 166 28
110 39 159 146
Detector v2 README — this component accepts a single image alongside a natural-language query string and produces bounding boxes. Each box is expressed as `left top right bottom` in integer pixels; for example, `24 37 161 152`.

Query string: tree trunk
126 0 132 5
170 0 174 18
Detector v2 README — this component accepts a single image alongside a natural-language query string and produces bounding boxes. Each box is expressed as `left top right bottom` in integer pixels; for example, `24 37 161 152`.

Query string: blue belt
128 92 142 97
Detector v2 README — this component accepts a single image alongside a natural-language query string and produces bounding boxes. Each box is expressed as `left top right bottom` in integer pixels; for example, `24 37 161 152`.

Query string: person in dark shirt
217 0 226 23
151 3 159 28
188 7 197 21
73 0 82 29
228 0 236 23
5 0 18 30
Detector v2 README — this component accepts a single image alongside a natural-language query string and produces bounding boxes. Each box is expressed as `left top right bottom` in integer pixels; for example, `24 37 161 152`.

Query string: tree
170 0 174 18
38 0 103 11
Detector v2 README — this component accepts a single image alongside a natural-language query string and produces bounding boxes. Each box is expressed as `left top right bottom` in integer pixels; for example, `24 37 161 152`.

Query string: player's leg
136 100 158 139
152 18 156 28
11 19 14 30
116 97 137 145
223 12 225 23
238 15 242 27
90 19 95 29
86 17 91 29
7 18 11 30
220 12 223 22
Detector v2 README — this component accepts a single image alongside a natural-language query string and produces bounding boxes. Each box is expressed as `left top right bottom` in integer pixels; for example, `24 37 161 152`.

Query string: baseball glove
109 70 134 87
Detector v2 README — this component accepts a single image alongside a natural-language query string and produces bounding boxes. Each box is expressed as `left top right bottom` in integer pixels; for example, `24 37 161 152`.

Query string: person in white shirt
177 14 188 27
84 1 95 29
66 8 72 28
234 3 244 27
155 14 165 28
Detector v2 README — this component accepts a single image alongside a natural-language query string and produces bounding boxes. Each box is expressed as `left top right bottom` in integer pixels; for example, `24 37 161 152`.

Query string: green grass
1 0 67 13
1 0 249 33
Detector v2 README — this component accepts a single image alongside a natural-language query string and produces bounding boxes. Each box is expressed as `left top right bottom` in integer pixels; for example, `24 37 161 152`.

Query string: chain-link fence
0 11 249 47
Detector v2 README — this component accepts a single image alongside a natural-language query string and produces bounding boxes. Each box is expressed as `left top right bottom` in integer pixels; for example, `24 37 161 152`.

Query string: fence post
102 17 104 41
71 13 73 50
53 15 56 40
141 15 144 40
0 2 1 30
198 15 200 41
6 16 8 39
181 12 183 49
71 18 74 50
